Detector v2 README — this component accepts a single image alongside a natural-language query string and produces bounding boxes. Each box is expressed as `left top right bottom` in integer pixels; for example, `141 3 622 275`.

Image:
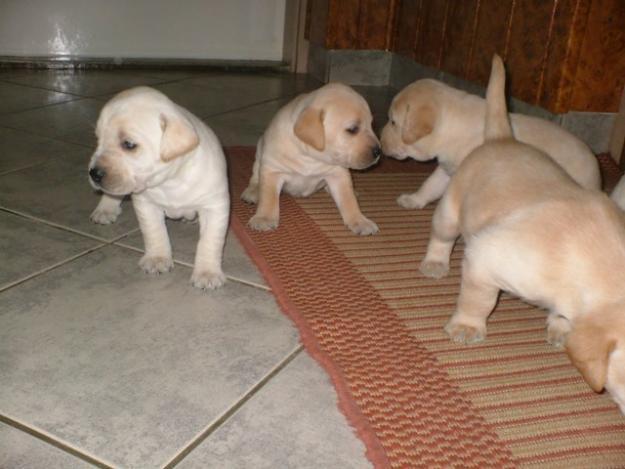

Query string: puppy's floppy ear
401 103 435 145
294 106 325 151
566 316 616 392
160 111 200 162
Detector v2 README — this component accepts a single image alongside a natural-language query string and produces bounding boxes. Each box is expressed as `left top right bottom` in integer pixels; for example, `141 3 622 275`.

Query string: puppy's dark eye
121 139 137 151
346 125 359 135
390 119 396 126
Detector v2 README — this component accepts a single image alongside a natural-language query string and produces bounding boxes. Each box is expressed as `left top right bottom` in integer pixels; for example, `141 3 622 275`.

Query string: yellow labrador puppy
421 55 625 414
241 82 381 235
380 72 600 210
89 87 229 290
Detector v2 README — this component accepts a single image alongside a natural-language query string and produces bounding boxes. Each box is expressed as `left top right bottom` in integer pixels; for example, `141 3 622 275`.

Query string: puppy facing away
241 82 382 235
380 68 600 210
89 86 229 290
421 55 625 414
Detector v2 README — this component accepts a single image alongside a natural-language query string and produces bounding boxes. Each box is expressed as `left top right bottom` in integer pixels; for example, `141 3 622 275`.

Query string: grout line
201 94 297 120
0 206 138 244
160 345 304 469
0 413 116 469
0 123 94 149
0 244 107 293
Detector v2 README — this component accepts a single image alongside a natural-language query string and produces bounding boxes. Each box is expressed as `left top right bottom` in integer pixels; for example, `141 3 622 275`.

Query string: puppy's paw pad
139 256 174 275
241 187 259 204
348 217 379 236
191 270 226 290
419 260 449 279
90 207 122 225
445 322 485 344
397 194 425 209
248 215 278 231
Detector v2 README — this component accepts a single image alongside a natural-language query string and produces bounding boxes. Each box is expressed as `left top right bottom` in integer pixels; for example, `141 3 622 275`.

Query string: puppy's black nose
89 167 106 184
372 145 382 159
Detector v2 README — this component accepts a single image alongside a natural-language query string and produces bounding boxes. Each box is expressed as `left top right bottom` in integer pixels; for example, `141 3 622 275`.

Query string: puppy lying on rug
242 82 382 235
421 55 625 414
380 67 600 210
89 87 229 290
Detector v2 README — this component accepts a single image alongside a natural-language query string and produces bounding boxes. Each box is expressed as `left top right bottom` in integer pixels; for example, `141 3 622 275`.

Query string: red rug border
230 213 391 468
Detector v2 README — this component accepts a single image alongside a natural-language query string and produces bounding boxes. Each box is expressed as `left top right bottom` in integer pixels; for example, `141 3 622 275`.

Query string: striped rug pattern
228 147 625 468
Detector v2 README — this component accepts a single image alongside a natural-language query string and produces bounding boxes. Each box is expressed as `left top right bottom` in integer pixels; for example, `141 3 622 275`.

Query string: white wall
0 0 286 61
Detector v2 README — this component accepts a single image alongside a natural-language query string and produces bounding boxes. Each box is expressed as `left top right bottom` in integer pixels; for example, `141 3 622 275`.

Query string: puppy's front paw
90 205 122 224
347 217 379 236
248 215 278 232
546 316 571 348
139 255 174 275
191 270 226 290
419 260 449 279
445 320 486 344
397 193 426 209
241 186 259 204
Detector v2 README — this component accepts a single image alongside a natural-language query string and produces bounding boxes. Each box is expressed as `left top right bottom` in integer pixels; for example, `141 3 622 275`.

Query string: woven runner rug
227 147 625 468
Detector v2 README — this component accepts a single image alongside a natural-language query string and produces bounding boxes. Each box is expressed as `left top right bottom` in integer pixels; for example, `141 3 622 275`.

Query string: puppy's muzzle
372 145 382 160
89 166 106 185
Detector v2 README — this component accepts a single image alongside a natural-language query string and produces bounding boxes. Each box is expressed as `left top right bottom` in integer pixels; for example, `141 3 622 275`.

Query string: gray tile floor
0 68 395 468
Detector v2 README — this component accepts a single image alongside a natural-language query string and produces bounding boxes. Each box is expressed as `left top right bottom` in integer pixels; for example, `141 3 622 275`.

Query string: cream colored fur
241 82 381 235
421 56 625 415
89 86 229 290
380 73 601 210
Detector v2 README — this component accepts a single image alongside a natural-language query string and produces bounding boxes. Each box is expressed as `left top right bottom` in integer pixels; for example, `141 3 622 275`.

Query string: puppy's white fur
422 56 625 415
89 86 229 290
380 75 601 210
242 82 381 235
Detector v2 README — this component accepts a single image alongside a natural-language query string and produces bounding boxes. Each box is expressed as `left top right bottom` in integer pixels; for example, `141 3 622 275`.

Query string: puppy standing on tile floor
380 66 601 210
89 86 229 290
242 82 382 235
421 55 625 414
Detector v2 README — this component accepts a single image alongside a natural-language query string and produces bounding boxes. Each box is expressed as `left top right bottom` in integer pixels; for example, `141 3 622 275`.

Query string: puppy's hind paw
397 193 426 209
139 255 174 275
90 205 122 225
419 260 449 279
248 215 278 232
445 321 486 344
191 270 226 290
347 217 379 236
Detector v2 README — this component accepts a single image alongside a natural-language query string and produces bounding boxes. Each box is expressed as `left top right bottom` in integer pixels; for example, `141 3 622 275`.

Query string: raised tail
484 54 513 141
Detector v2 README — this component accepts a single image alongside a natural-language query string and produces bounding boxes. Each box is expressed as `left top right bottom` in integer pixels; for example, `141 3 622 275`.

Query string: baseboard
0 55 289 72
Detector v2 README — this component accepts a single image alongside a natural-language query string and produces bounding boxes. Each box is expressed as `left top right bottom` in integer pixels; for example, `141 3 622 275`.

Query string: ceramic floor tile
153 81 295 119
205 98 290 146
0 157 137 240
0 81 78 115
0 422 93 469
0 211 101 290
0 98 103 147
177 353 371 469
0 70 171 98
118 223 266 287
180 72 321 98
0 126 88 175
0 245 299 468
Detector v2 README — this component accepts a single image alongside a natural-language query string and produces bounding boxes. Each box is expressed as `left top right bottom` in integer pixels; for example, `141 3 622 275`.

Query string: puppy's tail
484 54 513 141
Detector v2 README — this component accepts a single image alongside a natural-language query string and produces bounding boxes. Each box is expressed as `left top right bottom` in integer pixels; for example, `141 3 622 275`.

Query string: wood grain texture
414 0 449 68
440 0 480 78
570 0 625 112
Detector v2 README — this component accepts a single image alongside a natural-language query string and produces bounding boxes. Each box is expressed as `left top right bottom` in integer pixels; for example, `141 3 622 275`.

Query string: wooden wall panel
465 0 513 86
570 0 625 112
306 0 625 113
392 0 421 58
357 0 395 50
414 0 449 68
539 0 590 113
440 0 479 78
505 0 555 106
